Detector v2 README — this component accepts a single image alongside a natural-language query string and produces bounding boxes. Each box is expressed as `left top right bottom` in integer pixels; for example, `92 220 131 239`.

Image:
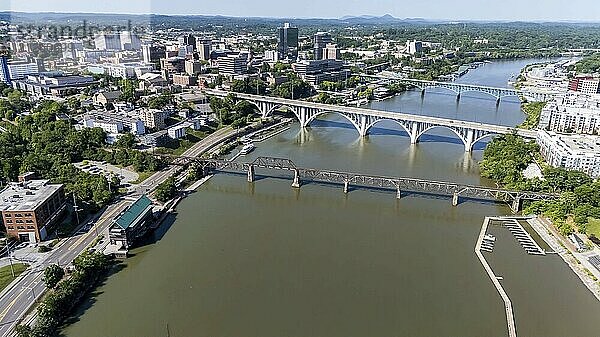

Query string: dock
502 219 545 255
475 217 517 337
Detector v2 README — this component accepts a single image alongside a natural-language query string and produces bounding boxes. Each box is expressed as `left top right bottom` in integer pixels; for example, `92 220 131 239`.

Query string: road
0 126 239 336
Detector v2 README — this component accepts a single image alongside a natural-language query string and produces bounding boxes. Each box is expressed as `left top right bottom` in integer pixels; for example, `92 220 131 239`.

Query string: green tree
43 264 65 289
154 177 177 202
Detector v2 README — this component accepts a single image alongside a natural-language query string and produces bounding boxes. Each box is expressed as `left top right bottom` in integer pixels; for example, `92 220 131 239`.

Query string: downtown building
218 54 247 75
313 32 332 60
539 92 600 134
293 59 350 85
277 23 299 60
0 176 66 242
537 130 600 179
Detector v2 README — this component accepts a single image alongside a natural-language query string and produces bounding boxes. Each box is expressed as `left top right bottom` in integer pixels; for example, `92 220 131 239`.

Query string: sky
2 0 599 21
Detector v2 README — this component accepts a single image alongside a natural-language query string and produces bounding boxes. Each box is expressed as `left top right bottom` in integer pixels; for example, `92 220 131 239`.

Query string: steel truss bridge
361 73 551 103
361 74 520 102
185 156 556 213
205 89 537 153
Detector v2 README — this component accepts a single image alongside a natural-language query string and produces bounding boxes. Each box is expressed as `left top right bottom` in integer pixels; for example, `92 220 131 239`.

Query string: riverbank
528 216 600 301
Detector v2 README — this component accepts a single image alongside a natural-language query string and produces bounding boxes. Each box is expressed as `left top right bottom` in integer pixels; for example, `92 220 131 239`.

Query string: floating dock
502 220 545 255
475 217 517 337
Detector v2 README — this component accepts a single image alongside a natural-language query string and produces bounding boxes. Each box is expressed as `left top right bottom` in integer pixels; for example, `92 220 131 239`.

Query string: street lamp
23 285 37 303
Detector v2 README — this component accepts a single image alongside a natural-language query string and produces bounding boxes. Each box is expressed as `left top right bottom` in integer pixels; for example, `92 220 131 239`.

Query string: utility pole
6 241 16 277
72 193 80 226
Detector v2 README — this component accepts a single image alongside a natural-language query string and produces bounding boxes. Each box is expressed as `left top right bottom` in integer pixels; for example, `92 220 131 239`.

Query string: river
62 59 600 337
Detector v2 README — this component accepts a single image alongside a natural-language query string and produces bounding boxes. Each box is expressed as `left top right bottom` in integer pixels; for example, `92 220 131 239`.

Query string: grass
0 263 28 292
131 171 154 184
586 218 600 238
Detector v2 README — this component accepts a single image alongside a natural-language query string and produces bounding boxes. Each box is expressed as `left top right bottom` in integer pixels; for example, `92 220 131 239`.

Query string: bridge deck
193 157 556 211
204 89 536 139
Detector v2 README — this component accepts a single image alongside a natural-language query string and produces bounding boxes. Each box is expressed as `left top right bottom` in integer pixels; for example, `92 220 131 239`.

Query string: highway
0 126 239 336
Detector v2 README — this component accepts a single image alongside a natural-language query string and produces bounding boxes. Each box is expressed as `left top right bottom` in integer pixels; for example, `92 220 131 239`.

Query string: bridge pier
410 123 418 144
358 115 368 137
464 129 475 153
511 197 522 214
456 93 461 101
452 191 459 206
496 97 501 106
396 186 401 199
343 180 349 193
247 165 255 183
291 169 301 188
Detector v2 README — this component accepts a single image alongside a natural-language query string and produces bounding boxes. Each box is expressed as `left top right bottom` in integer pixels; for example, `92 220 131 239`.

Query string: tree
43 264 65 289
114 133 135 149
154 177 177 202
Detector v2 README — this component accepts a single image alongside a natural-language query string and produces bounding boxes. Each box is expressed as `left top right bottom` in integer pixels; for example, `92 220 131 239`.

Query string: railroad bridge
186 156 556 213
361 74 521 103
205 89 536 152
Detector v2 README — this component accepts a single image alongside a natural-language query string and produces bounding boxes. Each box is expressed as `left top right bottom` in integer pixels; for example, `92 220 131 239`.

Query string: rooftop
540 130 600 157
113 195 153 230
0 180 63 212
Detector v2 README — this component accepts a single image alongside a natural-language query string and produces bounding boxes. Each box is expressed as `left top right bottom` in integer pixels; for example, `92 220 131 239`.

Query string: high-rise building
142 44 167 64
313 32 332 60
95 33 122 51
406 40 423 55
569 76 600 94
120 31 141 51
277 23 299 60
7 61 39 80
322 43 340 60
195 39 212 60
218 54 247 75
537 130 600 178
179 34 196 50
0 54 10 84
185 60 202 75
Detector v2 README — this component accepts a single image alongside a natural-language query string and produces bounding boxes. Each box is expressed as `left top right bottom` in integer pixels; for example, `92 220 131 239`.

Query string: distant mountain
338 14 434 24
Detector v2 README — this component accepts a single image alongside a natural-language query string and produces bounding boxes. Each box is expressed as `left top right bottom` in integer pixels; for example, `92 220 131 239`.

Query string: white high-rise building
539 92 600 134
537 130 600 178
94 33 122 51
7 61 39 80
120 31 141 51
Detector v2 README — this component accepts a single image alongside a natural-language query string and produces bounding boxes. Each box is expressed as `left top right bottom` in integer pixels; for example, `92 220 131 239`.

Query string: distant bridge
184 156 556 213
205 89 537 152
361 74 521 102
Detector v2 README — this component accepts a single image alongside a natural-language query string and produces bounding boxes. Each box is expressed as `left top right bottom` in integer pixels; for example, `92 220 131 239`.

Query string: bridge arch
469 133 497 152
364 118 411 137
304 110 362 135
458 89 501 99
264 103 299 119
421 85 461 96
415 125 469 149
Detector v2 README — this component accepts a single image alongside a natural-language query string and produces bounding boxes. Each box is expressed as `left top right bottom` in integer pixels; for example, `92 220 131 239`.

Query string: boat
240 143 255 155
484 234 496 242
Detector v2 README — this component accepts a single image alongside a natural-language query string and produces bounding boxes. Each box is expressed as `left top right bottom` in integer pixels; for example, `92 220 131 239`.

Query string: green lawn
131 171 154 184
587 218 600 238
0 263 28 292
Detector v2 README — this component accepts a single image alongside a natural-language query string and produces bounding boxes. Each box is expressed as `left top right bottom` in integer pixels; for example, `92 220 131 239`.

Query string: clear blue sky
2 0 599 21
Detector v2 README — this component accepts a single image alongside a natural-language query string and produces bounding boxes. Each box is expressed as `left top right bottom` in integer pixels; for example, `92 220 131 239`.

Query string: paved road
0 126 239 336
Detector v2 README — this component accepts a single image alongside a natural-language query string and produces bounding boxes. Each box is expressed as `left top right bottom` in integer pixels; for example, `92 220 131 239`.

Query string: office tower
406 40 423 55
313 32 332 60
94 33 122 51
277 23 299 60
322 43 340 60
120 31 141 50
0 45 10 84
195 39 212 60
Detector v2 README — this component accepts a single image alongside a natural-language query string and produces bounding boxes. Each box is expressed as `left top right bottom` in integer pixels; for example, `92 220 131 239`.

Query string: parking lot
74 161 139 185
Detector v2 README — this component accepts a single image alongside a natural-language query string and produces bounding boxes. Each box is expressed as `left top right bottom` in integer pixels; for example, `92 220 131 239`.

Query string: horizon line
2 11 600 24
